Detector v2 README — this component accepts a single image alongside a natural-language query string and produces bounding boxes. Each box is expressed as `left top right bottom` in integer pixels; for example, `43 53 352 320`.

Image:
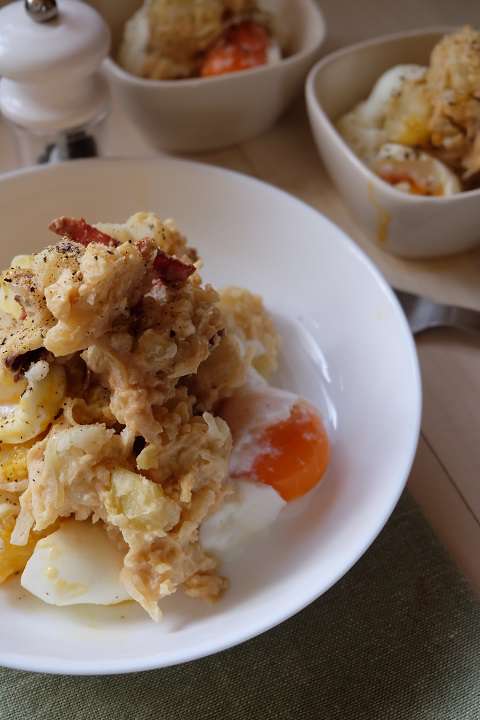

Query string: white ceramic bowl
0 157 421 675
306 27 480 259
95 0 326 152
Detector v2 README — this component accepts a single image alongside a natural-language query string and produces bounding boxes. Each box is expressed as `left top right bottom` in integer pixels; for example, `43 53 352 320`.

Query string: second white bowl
306 27 480 259
98 0 326 153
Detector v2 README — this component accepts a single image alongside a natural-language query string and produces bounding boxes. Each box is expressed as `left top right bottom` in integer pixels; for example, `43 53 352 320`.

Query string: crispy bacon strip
153 250 195 285
48 217 118 247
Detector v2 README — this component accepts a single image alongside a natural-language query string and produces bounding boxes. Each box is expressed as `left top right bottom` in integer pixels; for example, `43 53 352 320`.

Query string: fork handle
442 305 480 334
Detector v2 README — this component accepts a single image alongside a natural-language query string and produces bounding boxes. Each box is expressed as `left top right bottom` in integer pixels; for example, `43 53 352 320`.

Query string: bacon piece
48 217 118 247
153 250 195 285
136 238 151 258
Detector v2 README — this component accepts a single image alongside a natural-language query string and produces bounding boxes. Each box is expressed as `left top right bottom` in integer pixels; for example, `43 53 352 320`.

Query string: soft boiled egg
337 63 461 197
200 479 286 561
21 520 130 606
337 64 427 163
220 372 330 502
362 64 427 124
0 361 65 445
0 253 35 321
372 143 461 196
200 376 329 560
200 21 281 78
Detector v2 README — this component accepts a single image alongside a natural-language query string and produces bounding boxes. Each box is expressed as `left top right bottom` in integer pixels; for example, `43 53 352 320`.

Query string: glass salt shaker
0 0 111 167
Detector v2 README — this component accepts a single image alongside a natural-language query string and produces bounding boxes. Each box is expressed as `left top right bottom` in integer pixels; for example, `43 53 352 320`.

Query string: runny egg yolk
200 21 270 77
247 404 329 502
377 171 443 196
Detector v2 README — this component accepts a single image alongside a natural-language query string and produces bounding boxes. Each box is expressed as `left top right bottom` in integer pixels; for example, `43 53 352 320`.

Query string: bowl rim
104 0 326 88
305 24 480 205
0 156 422 675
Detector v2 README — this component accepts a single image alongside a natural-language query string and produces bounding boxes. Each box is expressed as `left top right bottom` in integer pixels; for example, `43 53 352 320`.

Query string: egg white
200 373 299 559
21 521 130 607
266 38 281 65
362 64 427 122
373 142 461 196
118 3 149 76
337 64 427 163
0 362 65 444
220 370 297 476
201 479 286 561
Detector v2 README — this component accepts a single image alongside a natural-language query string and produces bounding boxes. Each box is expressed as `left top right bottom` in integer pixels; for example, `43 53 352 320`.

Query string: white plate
0 157 421 675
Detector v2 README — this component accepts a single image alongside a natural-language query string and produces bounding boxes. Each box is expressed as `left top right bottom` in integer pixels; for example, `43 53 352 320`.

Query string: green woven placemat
1 492 479 720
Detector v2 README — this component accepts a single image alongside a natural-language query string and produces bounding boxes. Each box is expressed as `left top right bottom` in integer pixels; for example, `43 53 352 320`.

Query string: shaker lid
0 0 111 132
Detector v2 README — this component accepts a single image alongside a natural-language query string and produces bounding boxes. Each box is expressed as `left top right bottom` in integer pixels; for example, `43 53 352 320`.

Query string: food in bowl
118 0 282 80
337 26 480 196
0 212 329 621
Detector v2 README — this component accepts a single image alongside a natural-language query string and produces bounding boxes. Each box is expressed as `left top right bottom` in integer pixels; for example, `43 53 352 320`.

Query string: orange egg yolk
200 21 270 77
249 404 329 502
378 171 443 197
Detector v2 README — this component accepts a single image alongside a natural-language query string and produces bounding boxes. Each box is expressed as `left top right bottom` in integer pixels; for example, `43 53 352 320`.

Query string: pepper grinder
0 0 111 166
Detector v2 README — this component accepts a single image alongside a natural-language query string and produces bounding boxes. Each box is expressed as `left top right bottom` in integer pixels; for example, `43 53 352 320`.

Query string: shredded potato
0 212 279 621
